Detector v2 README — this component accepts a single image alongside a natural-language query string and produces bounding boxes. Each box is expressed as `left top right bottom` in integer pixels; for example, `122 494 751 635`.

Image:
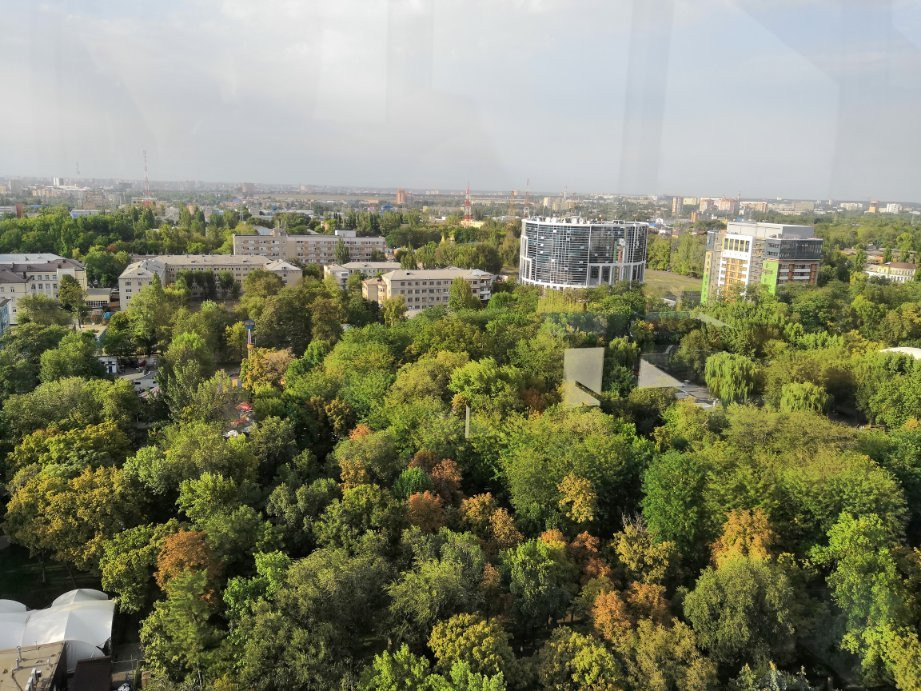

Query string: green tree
704 352 760 404
382 296 407 326
429 613 517 680
0 323 68 396
388 530 486 643
449 277 482 311
58 274 87 325
646 235 672 270
335 238 351 263
100 521 178 613
16 294 71 325
38 330 106 382
448 357 525 416
4 465 143 570
502 539 579 632
502 407 651 533
683 556 800 668
642 451 707 564
140 569 226 685
2 376 138 440
811 513 915 682
536 627 624 690
778 381 830 413
102 311 137 356
625 619 718 691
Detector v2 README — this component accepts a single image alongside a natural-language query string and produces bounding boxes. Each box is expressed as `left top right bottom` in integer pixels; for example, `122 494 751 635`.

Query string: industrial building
518 218 648 290
700 222 822 303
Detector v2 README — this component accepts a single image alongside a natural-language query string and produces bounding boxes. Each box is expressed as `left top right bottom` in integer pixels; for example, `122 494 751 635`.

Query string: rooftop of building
873 261 918 270
234 229 382 241
525 217 649 226
381 267 495 281
725 221 816 239
326 261 401 272
0 258 84 272
0 641 65 691
86 288 113 300
0 269 26 283
120 255 299 278
0 253 64 263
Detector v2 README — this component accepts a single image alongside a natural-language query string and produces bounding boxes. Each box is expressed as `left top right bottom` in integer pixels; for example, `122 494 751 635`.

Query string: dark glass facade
519 219 648 289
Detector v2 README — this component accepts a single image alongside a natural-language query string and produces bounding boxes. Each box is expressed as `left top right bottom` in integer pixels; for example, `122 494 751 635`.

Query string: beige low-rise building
233 228 387 265
118 255 301 309
323 261 401 288
0 254 87 324
865 261 917 284
362 267 495 310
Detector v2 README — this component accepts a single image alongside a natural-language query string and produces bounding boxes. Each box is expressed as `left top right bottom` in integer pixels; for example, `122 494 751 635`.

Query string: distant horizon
3 172 917 207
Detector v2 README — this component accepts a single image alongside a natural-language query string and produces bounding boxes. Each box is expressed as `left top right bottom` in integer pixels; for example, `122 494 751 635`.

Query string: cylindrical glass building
519 217 648 289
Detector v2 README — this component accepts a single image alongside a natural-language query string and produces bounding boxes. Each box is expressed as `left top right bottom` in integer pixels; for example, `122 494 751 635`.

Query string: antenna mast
463 183 472 222
143 149 150 197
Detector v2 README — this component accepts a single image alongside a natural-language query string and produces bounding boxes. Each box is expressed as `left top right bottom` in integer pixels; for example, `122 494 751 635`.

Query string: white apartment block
233 228 387 265
118 255 301 309
0 254 87 324
323 261 401 288
362 267 495 310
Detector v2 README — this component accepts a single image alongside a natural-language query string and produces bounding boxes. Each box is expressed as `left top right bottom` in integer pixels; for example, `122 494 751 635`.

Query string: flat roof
0 253 64 263
383 267 494 281
0 642 65 691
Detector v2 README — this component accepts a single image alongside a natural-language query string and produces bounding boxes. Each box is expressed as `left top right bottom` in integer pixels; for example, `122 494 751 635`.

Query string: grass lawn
0 544 101 608
644 269 702 298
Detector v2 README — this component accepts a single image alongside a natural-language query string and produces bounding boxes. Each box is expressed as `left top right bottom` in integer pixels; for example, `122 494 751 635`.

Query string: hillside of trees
2 252 921 688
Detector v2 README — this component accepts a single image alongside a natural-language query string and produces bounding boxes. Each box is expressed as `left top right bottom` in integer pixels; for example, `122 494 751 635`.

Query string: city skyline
2 1 920 200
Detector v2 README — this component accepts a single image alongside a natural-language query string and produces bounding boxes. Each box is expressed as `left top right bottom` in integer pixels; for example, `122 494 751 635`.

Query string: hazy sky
2 0 920 200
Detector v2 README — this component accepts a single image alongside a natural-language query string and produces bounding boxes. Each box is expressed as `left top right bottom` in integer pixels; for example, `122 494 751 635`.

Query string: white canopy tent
0 589 114 673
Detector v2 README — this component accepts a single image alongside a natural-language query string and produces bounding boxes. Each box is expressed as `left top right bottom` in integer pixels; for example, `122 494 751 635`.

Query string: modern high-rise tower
518 217 648 289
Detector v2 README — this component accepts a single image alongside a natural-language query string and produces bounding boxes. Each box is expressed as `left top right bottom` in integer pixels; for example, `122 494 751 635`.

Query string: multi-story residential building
700 222 822 303
362 267 495 310
233 228 387 265
0 254 87 324
118 255 301 309
323 261 401 288
865 261 917 283
518 217 647 290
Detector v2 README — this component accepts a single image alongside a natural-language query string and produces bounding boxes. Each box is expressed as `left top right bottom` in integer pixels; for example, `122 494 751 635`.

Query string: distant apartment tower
700 222 822 303
233 228 386 265
0 254 87 324
518 217 647 290
362 267 495 310
119 255 300 309
395 188 408 206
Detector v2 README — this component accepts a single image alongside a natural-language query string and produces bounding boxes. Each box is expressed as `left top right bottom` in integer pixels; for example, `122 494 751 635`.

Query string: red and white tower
463 183 472 222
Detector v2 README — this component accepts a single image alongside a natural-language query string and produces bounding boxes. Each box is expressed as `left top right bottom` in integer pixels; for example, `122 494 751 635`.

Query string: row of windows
722 238 751 252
